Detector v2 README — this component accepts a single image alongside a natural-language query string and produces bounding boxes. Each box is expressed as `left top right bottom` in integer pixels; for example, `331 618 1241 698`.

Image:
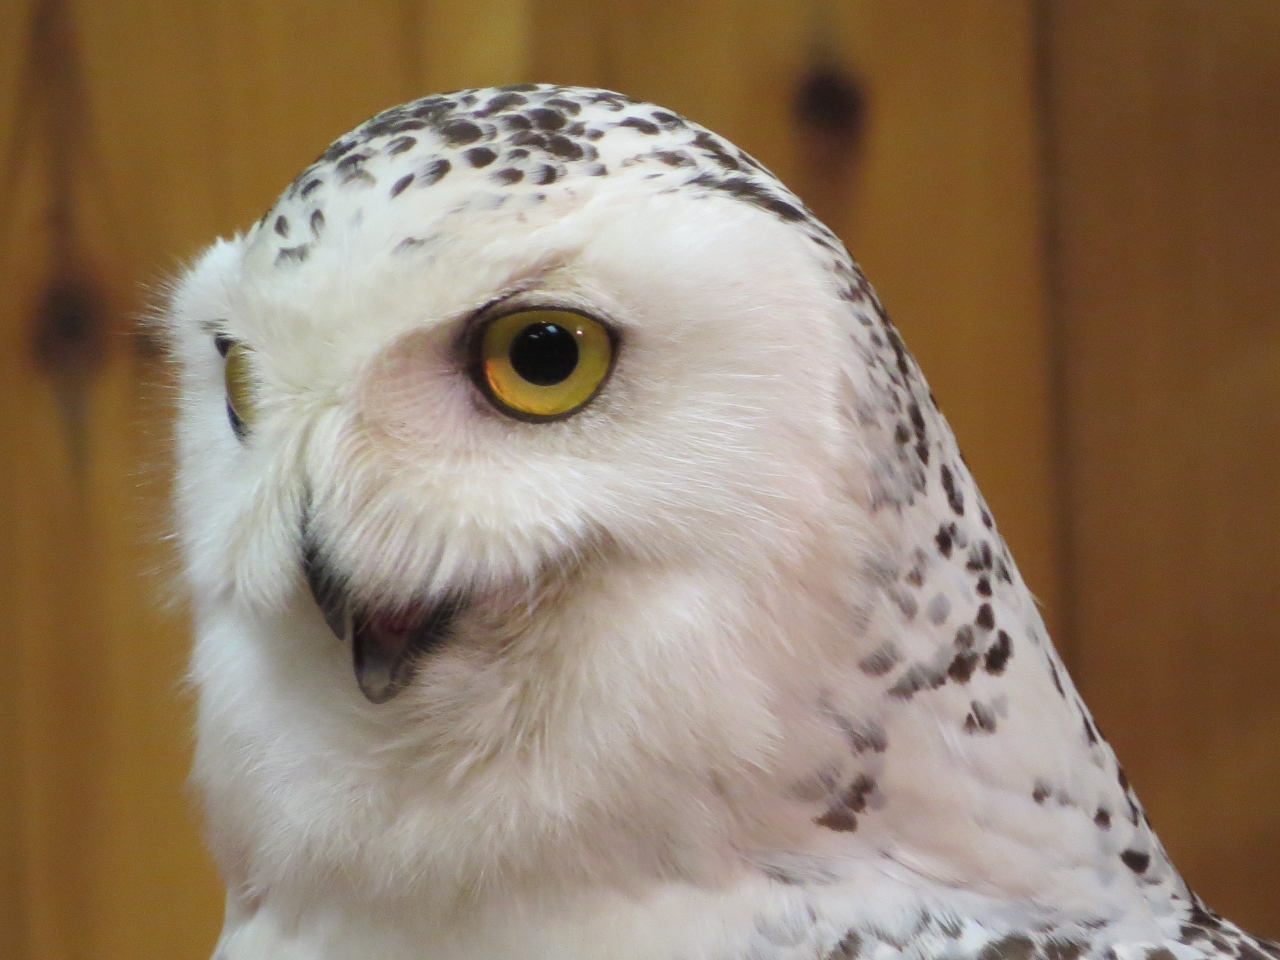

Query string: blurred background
1 0 1277 957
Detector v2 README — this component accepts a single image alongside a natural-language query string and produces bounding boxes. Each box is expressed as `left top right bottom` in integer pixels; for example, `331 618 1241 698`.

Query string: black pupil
508 322 579 386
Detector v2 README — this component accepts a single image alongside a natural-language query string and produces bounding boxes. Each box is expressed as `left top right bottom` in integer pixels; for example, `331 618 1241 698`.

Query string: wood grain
0 10 34 960
1044 0 1280 935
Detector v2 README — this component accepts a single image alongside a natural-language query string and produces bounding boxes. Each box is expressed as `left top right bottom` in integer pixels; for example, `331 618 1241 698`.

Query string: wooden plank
531 0 808 181
413 0 533 94
528 0 608 88
0 5 36 956
0 8 113 958
0 167 108 960
73 0 413 262
1044 0 1280 935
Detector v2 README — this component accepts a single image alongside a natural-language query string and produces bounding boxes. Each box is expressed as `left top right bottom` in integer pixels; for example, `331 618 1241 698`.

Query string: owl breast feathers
165 85 1275 960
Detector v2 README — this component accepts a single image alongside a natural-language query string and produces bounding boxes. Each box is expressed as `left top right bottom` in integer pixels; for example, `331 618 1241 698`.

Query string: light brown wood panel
74 0 414 262
1 10 34 960
413 0 533 93
0 166 115 960
1044 0 1280 935
0 5 124 955
532 0 808 174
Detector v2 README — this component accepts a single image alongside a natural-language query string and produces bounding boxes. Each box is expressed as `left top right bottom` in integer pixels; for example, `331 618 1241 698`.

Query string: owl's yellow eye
217 335 258 439
474 309 614 421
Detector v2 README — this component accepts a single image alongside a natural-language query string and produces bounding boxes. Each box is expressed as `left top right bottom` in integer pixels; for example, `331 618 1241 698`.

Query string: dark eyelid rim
459 296 620 374
214 333 233 357
456 288 622 358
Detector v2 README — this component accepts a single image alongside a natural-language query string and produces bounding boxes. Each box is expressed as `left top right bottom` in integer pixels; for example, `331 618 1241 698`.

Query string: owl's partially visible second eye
474 309 614 421
216 334 257 439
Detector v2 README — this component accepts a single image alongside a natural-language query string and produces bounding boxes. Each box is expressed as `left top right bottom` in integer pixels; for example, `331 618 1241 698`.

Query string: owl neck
712 340 1193 923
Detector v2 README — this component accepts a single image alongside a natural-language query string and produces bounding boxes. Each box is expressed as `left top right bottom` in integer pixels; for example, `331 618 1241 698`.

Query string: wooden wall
1043 0 1280 931
0 1 1274 957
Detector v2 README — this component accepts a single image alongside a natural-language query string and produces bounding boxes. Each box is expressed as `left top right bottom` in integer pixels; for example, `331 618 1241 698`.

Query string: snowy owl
165 85 1277 960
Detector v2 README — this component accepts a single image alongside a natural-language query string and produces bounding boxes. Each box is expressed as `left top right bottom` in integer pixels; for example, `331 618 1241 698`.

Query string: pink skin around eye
354 326 478 453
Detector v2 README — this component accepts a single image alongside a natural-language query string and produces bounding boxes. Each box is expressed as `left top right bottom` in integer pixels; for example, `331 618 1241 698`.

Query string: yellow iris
476 309 614 421
223 340 258 436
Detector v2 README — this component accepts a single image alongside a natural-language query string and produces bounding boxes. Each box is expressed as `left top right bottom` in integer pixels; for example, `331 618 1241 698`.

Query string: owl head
167 86 1179 927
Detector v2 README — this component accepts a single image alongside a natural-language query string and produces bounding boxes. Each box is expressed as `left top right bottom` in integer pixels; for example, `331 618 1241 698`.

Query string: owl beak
351 599 460 703
302 528 461 704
